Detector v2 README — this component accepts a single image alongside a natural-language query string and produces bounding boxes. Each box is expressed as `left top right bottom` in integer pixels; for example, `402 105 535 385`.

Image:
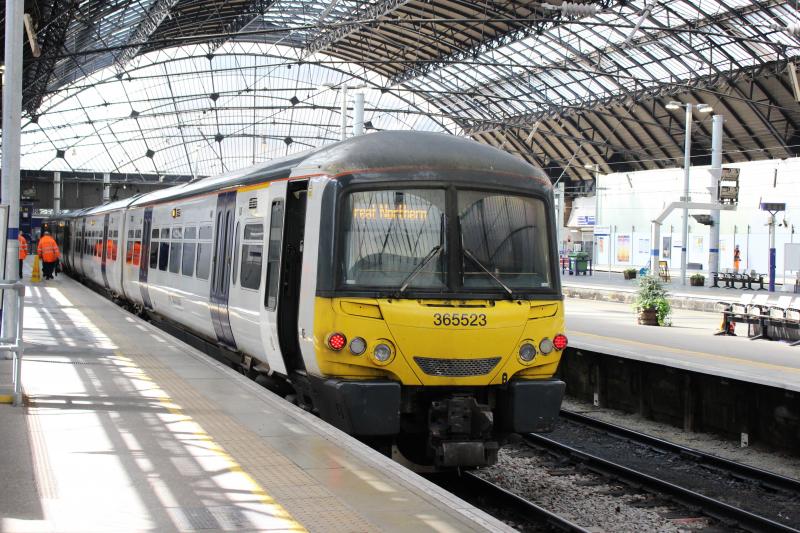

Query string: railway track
427 471 590 532
522 409 800 533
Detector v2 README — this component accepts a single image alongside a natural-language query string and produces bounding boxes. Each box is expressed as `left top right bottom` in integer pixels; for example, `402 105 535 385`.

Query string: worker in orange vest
37 230 61 280
18 233 28 278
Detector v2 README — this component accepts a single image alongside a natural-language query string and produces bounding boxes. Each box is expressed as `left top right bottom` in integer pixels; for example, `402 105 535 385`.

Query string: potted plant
623 268 637 280
633 275 671 326
690 273 705 287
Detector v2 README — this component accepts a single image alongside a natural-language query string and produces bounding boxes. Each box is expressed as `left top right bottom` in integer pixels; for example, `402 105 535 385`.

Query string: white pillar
1 0 23 357
103 172 111 203
555 182 565 254
651 221 661 276
53 172 61 214
340 86 348 141
352 92 364 136
708 115 723 277
680 104 693 286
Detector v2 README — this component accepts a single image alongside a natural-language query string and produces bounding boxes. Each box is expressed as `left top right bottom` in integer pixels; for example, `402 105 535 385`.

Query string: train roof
66 132 551 214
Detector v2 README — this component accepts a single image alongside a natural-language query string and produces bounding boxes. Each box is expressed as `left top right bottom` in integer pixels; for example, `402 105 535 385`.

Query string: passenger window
158 242 169 271
126 241 134 265
135 229 142 239
152 228 159 239
182 242 196 276
149 241 159 268
169 241 182 273
172 227 182 239
161 228 170 239
265 202 284 309
196 243 211 280
240 223 263 290
133 241 141 266
184 226 196 240
199 225 212 240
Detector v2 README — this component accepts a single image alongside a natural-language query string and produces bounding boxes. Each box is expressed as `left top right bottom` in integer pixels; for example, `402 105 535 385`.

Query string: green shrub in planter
690 273 705 287
633 275 671 326
623 268 637 280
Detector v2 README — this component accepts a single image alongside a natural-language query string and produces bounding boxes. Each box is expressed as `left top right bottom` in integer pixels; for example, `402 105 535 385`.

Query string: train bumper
313 378 401 436
496 379 565 433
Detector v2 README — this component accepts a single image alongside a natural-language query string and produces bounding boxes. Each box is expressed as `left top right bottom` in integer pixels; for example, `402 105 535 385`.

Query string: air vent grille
413 356 501 377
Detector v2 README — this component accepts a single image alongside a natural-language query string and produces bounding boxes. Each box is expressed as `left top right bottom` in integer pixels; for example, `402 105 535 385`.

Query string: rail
426 471 591 532
0 281 25 405
524 432 800 533
559 409 800 494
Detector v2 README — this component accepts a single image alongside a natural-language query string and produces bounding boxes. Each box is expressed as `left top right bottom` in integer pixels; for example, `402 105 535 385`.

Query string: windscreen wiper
397 245 443 295
462 248 514 298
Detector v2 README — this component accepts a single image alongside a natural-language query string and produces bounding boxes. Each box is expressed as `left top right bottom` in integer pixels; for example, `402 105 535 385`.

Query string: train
50 131 567 469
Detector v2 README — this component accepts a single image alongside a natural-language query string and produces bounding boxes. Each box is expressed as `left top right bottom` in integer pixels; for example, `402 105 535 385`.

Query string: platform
1 273 511 533
562 270 789 312
565 297 800 393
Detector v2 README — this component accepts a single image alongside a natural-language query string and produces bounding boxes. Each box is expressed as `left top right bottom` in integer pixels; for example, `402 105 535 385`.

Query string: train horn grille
414 356 501 377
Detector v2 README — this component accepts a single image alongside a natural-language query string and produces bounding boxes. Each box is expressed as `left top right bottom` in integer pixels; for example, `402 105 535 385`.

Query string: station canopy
6 0 800 185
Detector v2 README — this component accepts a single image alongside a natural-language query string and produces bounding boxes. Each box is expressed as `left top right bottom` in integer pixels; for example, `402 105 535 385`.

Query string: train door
210 191 237 349
100 214 110 289
260 180 308 375
139 207 154 309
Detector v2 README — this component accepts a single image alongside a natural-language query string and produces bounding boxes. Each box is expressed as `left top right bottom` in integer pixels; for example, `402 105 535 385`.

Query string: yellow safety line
112 353 306 531
0 394 13 404
571 330 800 375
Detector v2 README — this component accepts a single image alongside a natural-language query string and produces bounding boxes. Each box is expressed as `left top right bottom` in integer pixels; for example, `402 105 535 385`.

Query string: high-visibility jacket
37 235 60 263
18 235 27 260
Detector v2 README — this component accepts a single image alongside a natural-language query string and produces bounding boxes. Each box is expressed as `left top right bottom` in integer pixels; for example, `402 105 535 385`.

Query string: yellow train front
303 132 566 469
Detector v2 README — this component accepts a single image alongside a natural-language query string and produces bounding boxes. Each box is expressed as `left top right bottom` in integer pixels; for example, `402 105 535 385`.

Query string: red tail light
553 334 568 351
328 333 347 351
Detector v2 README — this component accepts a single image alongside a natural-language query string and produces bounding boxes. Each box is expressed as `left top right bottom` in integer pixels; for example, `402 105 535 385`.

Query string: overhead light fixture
696 104 713 113
665 101 682 110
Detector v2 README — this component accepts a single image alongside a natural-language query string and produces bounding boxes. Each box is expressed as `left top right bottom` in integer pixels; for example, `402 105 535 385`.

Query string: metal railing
0 281 25 405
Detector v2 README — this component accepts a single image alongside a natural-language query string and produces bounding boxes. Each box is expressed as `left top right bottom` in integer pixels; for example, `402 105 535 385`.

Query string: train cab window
265 201 284 309
158 241 169 271
240 223 263 291
458 191 552 290
182 227 196 277
195 224 213 280
342 189 446 289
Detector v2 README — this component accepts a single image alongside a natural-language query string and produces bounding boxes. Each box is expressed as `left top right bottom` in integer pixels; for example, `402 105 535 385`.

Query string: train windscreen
341 188 553 294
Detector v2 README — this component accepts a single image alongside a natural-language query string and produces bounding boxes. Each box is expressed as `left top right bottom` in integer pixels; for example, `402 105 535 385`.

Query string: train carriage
52 131 567 469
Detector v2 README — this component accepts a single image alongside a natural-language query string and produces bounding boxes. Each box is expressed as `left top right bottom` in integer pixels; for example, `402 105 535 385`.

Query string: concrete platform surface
565 297 800 392
2 275 512 533
562 271 784 311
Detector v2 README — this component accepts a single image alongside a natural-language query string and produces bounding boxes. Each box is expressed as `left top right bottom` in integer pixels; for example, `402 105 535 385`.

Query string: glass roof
12 0 800 179
21 41 453 176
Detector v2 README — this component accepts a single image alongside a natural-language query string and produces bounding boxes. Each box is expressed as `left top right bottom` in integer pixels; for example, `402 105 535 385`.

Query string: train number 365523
432 313 487 327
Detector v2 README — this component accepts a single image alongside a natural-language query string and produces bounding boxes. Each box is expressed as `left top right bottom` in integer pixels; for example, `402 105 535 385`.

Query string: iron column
680 103 693 286
709 115 723 278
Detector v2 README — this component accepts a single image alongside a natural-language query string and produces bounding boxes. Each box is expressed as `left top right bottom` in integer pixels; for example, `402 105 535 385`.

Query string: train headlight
349 337 367 355
539 337 554 355
553 334 568 351
518 342 536 363
327 332 347 351
372 341 394 365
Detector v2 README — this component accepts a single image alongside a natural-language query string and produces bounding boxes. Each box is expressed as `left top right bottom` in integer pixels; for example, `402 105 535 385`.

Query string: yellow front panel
313 297 565 386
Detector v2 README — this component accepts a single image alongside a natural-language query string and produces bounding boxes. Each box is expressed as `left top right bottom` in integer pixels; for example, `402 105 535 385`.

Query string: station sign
594 225 611 237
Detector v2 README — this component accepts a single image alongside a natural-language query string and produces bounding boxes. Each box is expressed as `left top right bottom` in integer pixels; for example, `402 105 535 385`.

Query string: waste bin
569 252 589 275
